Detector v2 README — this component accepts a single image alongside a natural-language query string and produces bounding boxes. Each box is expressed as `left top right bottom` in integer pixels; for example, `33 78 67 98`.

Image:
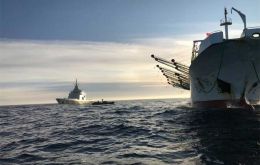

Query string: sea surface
0 99 260 165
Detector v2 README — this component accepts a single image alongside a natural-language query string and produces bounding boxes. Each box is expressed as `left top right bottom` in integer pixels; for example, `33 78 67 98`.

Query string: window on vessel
252 33 260 38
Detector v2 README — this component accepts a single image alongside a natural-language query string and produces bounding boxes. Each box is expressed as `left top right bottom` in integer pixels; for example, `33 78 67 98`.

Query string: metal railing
220 17 232 26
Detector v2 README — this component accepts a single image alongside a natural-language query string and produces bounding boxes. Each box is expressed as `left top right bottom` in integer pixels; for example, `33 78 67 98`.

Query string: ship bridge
68 79 87 100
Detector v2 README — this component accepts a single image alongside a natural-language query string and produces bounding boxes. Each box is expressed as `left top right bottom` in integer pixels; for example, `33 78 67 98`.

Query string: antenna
220 8 232 39
75 78 78 87
231 7 246 30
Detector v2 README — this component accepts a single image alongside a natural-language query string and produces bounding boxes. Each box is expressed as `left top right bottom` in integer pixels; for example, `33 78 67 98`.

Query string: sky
0 0 260 105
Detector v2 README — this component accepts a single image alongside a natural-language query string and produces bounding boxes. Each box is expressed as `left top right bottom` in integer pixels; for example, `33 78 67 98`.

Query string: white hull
151 8 260 109
190 39 260 108
56 98 93 105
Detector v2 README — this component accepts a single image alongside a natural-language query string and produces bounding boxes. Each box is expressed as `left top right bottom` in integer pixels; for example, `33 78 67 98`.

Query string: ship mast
74 78 79 91
220 8 232 39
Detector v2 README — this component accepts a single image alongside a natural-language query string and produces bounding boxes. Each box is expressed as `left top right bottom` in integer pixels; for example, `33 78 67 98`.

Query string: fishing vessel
56 79 93 105
152 8 260 109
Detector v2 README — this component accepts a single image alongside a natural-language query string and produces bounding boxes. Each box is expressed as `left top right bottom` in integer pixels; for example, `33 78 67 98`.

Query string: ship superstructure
152 8 260 109
56 79 92 105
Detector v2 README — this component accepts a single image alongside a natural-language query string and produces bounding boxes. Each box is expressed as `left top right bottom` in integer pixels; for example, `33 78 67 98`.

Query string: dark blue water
0 99 260 165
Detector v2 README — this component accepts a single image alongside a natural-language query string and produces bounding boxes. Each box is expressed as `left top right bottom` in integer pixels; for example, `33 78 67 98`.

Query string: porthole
252 33 260 38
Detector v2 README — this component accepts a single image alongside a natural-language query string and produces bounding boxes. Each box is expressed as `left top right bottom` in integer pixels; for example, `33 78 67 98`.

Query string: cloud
2 0 259 106
0 38 192 105
0 38 193 83
1 26 250 105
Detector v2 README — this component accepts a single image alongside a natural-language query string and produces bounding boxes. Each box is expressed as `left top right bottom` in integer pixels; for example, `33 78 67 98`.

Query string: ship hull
190 38 260 109
56 98 93 105
192 99 254 109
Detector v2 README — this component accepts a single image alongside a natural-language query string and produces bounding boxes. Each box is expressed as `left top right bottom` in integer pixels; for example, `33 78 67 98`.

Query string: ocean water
0 99 259 165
